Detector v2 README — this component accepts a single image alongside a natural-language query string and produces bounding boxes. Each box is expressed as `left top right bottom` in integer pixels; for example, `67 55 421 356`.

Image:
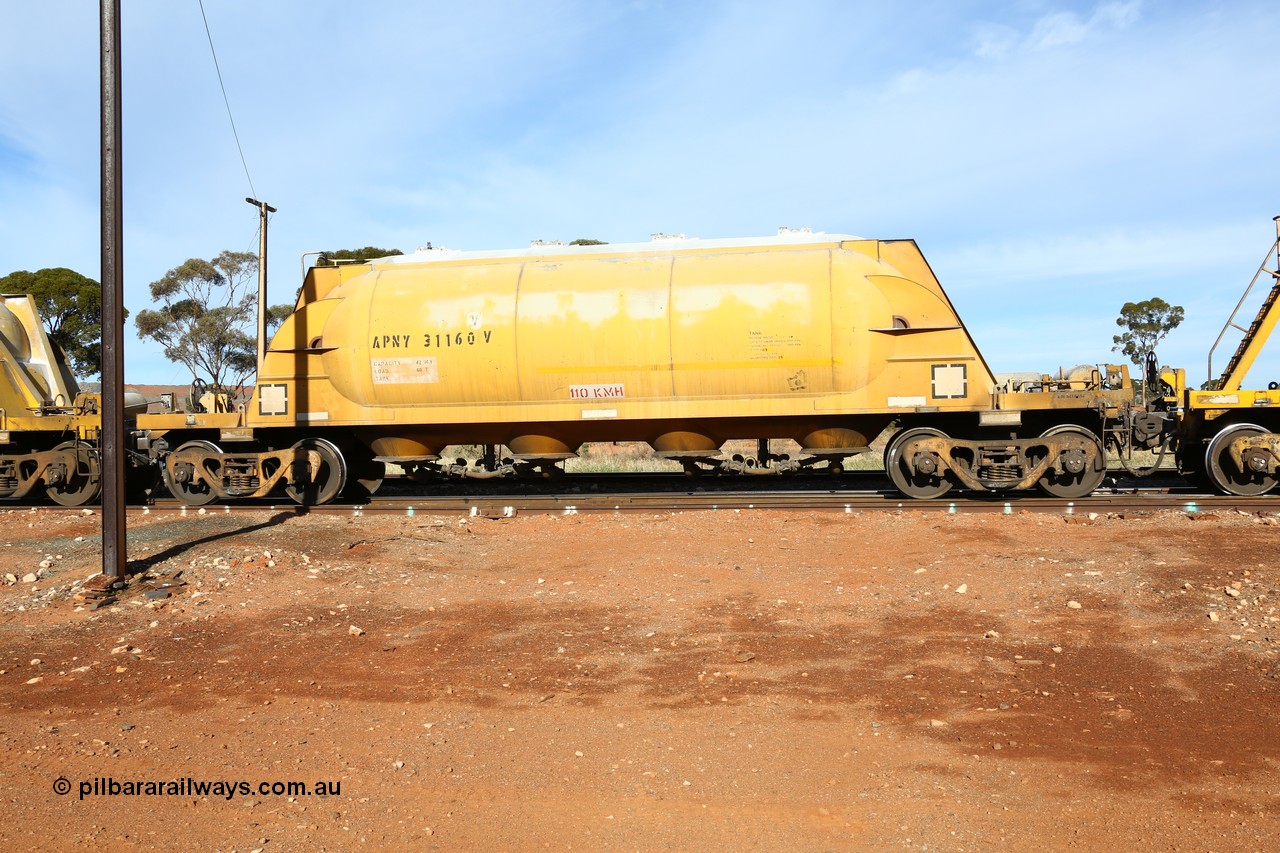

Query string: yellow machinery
139 230 1140 504
1154 217 1280 495
0 295 110 504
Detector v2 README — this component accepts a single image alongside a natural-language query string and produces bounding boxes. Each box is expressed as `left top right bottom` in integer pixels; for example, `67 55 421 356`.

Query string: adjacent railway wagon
0 294 147 505
136 229 1151 504
1160 218 1280 495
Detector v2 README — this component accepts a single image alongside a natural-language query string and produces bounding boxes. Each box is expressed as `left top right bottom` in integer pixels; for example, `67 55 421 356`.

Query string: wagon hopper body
139 232 1138 504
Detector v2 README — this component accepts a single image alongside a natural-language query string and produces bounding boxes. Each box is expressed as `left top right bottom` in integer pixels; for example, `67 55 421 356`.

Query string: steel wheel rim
1205 423 1277 496
885 427 953 499
1035 426 1106 499
285 438 347 506
46 442 102 507
163 440 222 506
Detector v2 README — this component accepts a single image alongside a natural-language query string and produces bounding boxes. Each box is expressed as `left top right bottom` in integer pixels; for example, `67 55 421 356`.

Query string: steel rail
121 487 1279 518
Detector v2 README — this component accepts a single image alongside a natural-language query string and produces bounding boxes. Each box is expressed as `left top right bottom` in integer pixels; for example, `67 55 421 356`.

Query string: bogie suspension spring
978 463 1022 482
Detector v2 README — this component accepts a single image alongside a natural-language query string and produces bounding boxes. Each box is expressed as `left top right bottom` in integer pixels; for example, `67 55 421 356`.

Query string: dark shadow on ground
124 511 297 575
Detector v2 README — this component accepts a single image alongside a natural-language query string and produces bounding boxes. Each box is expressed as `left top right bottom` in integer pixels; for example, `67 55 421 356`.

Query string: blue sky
2 0 1279 388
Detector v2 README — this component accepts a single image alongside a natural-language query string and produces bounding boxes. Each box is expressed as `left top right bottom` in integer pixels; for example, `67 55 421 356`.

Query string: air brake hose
1112 433 1171 478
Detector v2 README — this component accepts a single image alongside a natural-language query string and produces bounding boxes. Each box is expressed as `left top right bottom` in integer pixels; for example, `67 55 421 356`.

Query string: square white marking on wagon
372 356 439 384
258 383 287 416
581 409 619 419
931 363 968 399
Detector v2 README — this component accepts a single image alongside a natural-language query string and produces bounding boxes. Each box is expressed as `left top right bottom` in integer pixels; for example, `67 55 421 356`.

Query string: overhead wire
143 3 268 390
198 0 259 202
197 0 270 292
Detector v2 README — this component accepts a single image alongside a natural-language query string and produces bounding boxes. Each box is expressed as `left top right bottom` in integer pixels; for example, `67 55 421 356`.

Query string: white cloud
985 1 1143 53
1030 11 1094 48
1095 1 1143 30
972 23 1021 59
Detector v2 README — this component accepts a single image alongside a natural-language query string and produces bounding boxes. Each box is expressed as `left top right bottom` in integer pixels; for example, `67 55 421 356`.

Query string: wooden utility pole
246 197 276 374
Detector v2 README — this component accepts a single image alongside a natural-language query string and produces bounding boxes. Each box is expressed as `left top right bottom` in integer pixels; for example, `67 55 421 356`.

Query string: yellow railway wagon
140 231 1137 504
0 295 143 505
1153 217 1280 496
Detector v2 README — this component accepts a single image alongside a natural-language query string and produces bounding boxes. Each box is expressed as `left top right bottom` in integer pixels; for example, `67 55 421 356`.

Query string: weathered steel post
100 0 126 579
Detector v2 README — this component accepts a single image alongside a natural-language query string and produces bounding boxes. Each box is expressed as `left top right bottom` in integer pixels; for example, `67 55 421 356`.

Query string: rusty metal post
246 197 277 376
101 0 126 578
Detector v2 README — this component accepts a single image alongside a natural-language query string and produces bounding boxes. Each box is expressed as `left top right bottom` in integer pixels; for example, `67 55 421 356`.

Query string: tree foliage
569 238 608 246
318 246 403 265
134 250 291 392
0 267 123 379
1112 297 1185 366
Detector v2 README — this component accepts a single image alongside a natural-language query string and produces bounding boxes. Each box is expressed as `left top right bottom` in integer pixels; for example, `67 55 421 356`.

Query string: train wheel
163 440 222 506
1035 426 1106 499
46 442 102 507
1204 423 1278 496
884 427 953 499
286 438 347 506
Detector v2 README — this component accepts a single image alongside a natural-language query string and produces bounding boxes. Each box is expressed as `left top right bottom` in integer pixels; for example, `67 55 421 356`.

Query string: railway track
110 471 1280 517
6 470 1275 518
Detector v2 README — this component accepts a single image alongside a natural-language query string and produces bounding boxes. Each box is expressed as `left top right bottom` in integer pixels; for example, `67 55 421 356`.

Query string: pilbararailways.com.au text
53 776 341 801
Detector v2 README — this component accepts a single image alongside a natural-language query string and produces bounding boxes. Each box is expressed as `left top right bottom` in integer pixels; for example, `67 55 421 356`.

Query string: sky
2 0 1279 389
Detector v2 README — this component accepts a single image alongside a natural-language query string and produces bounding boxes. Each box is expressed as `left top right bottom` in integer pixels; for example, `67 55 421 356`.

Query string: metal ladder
1207 216 1280 391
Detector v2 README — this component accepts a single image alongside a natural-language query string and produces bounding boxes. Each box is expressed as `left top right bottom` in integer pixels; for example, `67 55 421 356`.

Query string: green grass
564 444 683 474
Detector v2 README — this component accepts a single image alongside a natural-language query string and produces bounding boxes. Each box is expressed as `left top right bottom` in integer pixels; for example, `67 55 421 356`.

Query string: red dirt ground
1 505 1278 851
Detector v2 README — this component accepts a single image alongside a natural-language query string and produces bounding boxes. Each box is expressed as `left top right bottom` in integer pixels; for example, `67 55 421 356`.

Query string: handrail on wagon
1207 216 1280 391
